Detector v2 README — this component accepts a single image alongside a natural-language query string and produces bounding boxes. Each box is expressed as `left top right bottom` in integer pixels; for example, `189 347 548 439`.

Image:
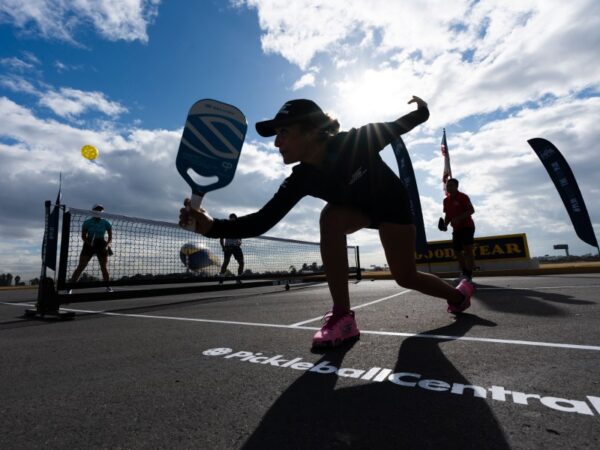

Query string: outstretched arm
179 168 308 239
354 96 430 153
392 95 430 134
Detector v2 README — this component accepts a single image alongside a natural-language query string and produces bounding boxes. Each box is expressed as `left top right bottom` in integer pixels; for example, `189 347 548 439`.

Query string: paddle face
176 99 247 206
438 217 447 232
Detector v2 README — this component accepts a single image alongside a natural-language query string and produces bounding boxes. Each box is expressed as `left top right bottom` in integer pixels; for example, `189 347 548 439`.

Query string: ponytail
299 113 340 141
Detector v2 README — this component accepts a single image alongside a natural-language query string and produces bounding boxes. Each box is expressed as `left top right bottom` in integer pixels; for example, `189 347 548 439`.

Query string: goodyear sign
416 233 531 264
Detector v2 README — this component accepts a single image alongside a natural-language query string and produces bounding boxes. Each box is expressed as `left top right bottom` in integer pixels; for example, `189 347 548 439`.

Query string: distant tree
289 265 297 274
30 278 40 286
78 273 99 282
15 275 21 286
0 273 13 286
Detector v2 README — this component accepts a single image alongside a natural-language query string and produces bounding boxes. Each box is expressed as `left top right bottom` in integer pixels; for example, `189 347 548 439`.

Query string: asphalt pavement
1 274 599 449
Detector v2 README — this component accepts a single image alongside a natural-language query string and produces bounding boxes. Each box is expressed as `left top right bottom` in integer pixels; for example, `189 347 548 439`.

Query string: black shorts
223 246 244 262
366 188 413 228
452 228 475 251
81 240 109 259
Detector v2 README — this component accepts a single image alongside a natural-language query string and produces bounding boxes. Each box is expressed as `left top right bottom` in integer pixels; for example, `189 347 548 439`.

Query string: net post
28 202 60 317
56 209 71 291
355 246 362 281
35 201 52 313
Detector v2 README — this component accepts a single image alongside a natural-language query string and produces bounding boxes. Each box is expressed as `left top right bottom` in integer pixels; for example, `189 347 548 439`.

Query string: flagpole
56 172 62 206
441 128 452 196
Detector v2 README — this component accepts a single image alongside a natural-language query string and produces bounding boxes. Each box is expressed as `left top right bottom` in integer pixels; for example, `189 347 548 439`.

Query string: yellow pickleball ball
81 145 99 160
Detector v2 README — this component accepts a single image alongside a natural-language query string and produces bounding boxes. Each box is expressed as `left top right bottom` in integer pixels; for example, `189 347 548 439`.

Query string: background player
219 213 244 284
443 178 476 281
69 204 113 293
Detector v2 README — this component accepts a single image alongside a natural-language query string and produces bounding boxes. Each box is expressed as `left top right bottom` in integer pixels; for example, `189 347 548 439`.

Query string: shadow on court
475 284 595 316
0 288 287 330
242 314 509 449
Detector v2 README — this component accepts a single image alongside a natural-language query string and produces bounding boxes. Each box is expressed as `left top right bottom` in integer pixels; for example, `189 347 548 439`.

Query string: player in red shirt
443 178 475 281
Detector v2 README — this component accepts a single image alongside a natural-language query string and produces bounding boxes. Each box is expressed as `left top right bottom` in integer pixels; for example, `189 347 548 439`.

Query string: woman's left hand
408 95 428 109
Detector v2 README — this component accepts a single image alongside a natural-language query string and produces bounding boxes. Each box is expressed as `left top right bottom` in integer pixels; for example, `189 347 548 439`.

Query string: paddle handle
190 193 203 209
182 192 204 232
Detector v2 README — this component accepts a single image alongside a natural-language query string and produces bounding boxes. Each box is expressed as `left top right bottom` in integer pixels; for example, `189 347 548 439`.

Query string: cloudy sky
1 0 599 280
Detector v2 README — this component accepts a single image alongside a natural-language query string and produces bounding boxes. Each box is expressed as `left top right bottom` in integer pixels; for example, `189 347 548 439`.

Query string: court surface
1 274 599 449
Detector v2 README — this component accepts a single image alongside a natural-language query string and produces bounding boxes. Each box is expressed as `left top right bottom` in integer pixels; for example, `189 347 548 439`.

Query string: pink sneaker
312 310 360 347
447 279 475 313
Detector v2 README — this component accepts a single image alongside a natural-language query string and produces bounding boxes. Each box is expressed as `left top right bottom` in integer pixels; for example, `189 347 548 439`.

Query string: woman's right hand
179 198 214 235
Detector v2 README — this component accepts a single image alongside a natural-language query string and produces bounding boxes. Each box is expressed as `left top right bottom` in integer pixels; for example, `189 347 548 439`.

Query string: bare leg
379 223 463 304
220 251 231 275
236 253 244 276
319 204 371 311
455 250 466 273
71 253 93 283
98 255 110 284
463 244 474 274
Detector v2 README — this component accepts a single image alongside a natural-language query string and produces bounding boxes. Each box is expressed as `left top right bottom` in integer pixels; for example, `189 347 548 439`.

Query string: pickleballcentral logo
203 347 233 356
203 347 600 419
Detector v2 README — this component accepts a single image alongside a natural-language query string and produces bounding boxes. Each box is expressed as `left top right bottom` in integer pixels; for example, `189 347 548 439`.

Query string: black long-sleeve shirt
206 107 429 239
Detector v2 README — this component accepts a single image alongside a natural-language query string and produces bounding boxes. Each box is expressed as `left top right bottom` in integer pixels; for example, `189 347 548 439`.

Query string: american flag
441 129 452 194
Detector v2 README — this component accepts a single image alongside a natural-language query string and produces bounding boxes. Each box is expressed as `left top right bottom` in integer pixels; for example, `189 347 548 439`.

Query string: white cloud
38 87 128 119
238 0 600 129
0 71 127 120
292 73 316 91
54 60 83 72
0 0 160 43
0 74 39 95
0 56 37 71
237 0 479 69
238 0 369 69
236 140 289 180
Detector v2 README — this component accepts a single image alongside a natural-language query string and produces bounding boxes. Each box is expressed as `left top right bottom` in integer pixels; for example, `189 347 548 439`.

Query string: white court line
287 282 600 327
3 301 600 352
289 289 412 326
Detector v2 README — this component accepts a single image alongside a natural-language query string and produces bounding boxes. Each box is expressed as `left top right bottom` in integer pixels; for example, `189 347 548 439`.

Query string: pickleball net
56 207 360 290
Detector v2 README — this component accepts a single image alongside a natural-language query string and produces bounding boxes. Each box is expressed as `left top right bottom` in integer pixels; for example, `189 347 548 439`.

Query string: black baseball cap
255 99 326 137
92 204 104 211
